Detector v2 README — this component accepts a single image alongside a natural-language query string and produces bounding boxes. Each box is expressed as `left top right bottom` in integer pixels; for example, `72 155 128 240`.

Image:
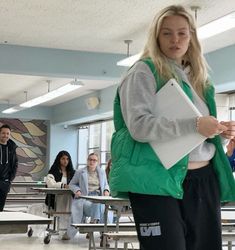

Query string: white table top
104 231 138 237
79 195 130 206
0 212 52 224
11 182 46 187
32 187 72 194
221 210 235 222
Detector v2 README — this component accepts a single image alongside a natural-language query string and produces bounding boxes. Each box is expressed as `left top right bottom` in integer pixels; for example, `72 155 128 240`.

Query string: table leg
114 207 122 250
103 204 108 250
47 194 52 230
91 232 96 250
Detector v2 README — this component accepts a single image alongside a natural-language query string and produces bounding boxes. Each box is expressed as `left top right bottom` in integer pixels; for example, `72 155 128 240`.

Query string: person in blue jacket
226 139 235 171
65 153 110 247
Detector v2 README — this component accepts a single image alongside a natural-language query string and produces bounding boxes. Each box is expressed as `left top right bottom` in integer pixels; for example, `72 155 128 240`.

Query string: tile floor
2 203 234 250
2 203 139 250
0 225 138 250
0 231 234 250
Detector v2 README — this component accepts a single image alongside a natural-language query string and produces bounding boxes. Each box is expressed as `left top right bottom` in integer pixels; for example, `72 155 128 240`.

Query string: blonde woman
110 5 235 250
66 153 110 246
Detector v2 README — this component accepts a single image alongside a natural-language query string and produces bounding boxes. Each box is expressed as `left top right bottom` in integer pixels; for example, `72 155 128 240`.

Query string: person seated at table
65 152 110 246
226 139 235 171
45 150 75 239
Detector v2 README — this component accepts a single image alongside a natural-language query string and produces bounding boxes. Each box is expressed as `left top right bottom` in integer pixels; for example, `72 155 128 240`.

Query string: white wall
215 94 230 121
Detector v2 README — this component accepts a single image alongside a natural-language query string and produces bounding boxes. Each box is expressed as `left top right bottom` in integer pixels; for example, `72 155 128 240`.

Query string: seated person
45 151 75 239
66 152 110 246
226 139 235 171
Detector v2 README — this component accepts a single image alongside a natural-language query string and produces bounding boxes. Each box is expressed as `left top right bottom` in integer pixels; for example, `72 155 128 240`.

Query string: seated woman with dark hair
45 150 75 239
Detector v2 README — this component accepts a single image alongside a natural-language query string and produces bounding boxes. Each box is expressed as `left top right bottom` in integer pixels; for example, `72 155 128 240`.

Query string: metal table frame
32 187 72 244
79 195 130 249
0 211 52 237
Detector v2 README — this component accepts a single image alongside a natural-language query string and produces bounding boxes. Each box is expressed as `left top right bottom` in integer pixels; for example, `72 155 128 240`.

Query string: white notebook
150 79 206 169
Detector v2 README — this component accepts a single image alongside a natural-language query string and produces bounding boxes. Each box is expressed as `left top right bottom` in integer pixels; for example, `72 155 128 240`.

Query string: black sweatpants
0 181 11 211
129 164 222 250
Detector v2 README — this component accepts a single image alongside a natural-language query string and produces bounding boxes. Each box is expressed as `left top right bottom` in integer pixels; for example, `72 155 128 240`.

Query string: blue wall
51 85 116 125
49 124 78 168
0 44 125 79
206 44 235 92
206 44 235 86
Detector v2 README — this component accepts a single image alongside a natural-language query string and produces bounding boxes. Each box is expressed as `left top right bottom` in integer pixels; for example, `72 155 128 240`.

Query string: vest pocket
130 142 141 165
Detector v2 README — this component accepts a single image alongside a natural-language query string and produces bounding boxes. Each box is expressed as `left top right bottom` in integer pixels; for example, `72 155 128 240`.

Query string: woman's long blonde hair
141 5 209 97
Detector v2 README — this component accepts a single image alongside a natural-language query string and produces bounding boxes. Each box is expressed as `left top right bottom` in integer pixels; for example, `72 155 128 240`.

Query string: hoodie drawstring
6 146 8 164
0 144 9 164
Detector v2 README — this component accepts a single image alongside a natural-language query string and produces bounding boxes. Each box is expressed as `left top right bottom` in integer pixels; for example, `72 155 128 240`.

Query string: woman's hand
220 121 235 139
75 190 82 198
197 116 227 138
103 190 110 196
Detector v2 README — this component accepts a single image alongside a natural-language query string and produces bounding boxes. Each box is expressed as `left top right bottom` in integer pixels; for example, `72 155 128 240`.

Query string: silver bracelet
196 116 201 132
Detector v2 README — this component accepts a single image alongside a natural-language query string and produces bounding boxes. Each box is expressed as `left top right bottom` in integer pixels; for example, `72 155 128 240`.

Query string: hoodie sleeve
46 174 63 188
10 147 18 182
103 170 110 193
69 171 81 194
119 62 196 143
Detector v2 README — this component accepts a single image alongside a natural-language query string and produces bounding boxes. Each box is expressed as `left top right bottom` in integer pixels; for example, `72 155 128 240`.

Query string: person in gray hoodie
0 124 18 211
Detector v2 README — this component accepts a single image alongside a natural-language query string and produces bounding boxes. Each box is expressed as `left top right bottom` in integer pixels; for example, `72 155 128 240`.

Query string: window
77 120 114 170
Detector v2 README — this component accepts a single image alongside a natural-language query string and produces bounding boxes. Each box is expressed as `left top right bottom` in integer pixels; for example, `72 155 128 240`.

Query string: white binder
150 79 206 169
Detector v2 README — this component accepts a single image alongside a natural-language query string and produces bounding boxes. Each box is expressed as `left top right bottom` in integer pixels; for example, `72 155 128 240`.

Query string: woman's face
158 15 191 64
60 155 69 168
87 154 99 171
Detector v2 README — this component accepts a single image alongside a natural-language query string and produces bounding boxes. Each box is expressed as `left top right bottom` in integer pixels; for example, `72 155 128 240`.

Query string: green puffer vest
110 58 235 202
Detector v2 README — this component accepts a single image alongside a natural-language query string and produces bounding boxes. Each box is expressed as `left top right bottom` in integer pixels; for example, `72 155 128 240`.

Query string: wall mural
0 118 47 180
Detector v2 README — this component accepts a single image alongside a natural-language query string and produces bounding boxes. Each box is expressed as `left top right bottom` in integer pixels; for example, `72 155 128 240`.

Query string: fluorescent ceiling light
2 107 23 114
198 11 235 40
2 80 83 114
116 53 142 67
20 81 82 108
117 11 235 67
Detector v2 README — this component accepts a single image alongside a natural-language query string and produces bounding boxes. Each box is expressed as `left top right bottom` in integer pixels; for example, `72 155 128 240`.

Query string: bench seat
72 223 136 250
103 231 138 250
72 223 136 233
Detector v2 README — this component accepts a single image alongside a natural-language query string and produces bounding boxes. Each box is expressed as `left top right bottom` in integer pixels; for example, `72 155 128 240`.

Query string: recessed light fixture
2 79 83 114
